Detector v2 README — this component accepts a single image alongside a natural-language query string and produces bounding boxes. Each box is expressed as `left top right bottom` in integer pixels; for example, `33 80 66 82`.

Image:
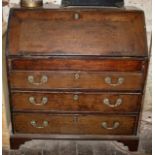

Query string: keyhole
74 73 80 80
74 13 80 20
73 115 78 123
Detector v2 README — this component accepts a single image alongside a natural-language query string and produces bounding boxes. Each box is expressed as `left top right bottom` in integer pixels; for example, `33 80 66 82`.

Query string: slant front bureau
6 7 148 151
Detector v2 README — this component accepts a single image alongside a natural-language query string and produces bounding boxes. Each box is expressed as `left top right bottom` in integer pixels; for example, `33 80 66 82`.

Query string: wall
2 0 152 148
2 32 10 149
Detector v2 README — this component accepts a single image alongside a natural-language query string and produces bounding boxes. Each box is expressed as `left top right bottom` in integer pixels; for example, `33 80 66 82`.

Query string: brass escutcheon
73 94 79 101
74 73 80 80
74 12 80 20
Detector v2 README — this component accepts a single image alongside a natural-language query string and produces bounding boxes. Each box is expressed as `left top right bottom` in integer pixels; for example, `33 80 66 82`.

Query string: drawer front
10 58 144 72
11 92 141 113
13 113 137 135
10 71 143 91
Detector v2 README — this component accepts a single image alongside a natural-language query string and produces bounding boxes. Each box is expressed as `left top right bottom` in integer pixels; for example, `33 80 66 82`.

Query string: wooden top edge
6 55 149 59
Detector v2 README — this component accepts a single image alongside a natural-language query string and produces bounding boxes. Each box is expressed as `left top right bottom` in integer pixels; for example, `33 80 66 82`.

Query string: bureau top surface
7 8 148 57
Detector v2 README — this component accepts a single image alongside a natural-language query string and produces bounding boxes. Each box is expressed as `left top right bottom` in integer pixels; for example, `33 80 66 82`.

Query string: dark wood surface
13 113 137 134
7 8 148 57
10 58 145 72
11 91 142 113
6 7 149 151
10 71 144 91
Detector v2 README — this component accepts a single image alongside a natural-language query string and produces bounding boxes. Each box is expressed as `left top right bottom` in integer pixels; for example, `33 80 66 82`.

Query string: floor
2 112 152 155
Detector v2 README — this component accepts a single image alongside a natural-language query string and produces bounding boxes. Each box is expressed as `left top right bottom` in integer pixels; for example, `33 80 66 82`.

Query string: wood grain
10 71 144 91
8 9 148 57
10 58 144 72
5 7 149 151
13 113 137 135
11 91 142 113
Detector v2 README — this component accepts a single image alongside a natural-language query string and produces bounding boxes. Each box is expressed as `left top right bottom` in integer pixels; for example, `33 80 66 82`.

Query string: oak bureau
6 7 148 151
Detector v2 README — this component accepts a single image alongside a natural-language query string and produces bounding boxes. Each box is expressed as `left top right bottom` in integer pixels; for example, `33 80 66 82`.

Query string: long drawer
13 113 137 135
11 92 141 113
10 71 143 91
10 58 144 72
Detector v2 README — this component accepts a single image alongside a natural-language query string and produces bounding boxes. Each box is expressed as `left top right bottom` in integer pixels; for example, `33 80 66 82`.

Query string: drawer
13 113 137 135
10 71 143 91
11 92 141 113
10 58 144 72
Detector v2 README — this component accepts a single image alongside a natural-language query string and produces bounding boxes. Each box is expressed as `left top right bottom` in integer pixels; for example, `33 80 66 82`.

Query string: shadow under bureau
6 7 149 151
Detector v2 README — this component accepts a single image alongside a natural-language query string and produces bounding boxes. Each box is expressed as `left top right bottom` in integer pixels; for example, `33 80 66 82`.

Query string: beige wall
2 30 10 149
2 0 152 148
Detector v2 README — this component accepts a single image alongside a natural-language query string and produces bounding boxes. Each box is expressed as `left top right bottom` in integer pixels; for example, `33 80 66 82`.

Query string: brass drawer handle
101 122 120 130
73 95 79 101
105 77 124 87
30 120 48 129
29 96 48 105
103 98 122 108
28 75 48 86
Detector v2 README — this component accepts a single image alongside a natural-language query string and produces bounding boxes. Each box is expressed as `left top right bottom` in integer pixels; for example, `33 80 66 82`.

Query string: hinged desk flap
7 8 148 57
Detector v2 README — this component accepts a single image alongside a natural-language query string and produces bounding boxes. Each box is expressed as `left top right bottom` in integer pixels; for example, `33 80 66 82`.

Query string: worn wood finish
10 71 144 91
13 113 137 135
8 9 147 57
10 58 145 72
6 8 149 151
11 91 142 113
